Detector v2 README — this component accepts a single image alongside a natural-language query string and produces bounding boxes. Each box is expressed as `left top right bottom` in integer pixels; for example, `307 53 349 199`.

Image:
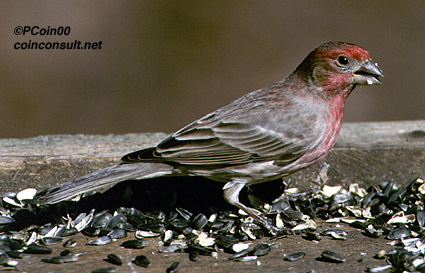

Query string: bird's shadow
12 177 284 230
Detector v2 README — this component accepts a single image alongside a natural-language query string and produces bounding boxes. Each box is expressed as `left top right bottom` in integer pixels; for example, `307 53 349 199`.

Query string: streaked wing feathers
122 121 305 167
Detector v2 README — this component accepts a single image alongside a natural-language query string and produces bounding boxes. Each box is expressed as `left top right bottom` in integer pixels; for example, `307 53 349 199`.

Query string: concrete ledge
0 121 424 193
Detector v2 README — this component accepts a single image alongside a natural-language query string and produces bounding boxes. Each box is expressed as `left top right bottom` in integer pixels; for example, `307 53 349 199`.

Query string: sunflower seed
322 185 342 197
292 220 317 231
91 267 117 273
365 265 392 272
175 207 193 221
235 255 258 262
387 227 411 240
25 232 38 246
5 259 18 267
105 254 122 265
0 216 15 225
160 244 184 253
87 236 111 246
2 197 22 207
232 243 251 253
302 231 322 241
6 251 22 259
187 245 214 256
63 239 77 248
92 212 112 229
82 227 101 237
190 213 208 230
166 261 180 273
120 239 147 249
230 248 251 260
25 244 52 254
163 230 174 244
16 188 37 202
120 207 146 227
46 253 78 263
40 237 63 246
417 210 425 227
195 232 215 247
135 230 160 238
75 210 94 231
107 229 127 239
107 214 127 229
62 227 78 237
387 212 415 224
284 251 305 261
133 255 150 267
318 250 345 263
252 243 271 256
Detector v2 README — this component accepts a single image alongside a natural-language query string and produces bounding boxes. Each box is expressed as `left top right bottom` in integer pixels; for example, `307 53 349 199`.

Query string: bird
36 41 383 232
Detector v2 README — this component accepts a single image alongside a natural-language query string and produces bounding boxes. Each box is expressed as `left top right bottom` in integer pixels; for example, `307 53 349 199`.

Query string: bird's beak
353 60 384 85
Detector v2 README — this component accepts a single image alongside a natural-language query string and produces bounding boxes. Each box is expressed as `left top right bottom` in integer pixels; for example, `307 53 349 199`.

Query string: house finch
36 41 383 232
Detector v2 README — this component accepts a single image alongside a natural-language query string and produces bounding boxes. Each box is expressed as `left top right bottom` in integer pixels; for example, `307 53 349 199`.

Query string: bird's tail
35 162 174 205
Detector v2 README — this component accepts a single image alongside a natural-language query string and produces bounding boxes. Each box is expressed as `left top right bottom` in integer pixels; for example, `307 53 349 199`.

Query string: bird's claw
263 222 280 236
255 215 281 236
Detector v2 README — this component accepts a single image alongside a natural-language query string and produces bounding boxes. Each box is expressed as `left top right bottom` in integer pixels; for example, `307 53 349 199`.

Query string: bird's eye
336 55 349 66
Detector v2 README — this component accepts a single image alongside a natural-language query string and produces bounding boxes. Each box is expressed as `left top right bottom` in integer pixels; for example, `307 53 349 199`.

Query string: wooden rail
0 120 424 193
0 120 424 273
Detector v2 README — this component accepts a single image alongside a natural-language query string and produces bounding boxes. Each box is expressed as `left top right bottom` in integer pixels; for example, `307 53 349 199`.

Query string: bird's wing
122 113 308 166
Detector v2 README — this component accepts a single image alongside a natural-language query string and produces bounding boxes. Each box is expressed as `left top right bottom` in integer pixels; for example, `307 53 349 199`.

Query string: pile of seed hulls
0 177 424 272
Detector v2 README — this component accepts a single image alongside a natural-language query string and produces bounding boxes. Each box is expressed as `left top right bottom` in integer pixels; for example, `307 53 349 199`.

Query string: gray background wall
1 1 424 138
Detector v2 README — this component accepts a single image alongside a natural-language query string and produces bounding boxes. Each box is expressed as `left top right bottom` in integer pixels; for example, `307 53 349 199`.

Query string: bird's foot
255 215 281 236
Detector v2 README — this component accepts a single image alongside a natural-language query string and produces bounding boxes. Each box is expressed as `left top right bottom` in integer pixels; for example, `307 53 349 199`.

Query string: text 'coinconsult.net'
13 26 103 50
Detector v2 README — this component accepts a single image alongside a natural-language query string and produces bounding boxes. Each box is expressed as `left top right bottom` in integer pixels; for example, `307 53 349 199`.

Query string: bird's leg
223 182 279 235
